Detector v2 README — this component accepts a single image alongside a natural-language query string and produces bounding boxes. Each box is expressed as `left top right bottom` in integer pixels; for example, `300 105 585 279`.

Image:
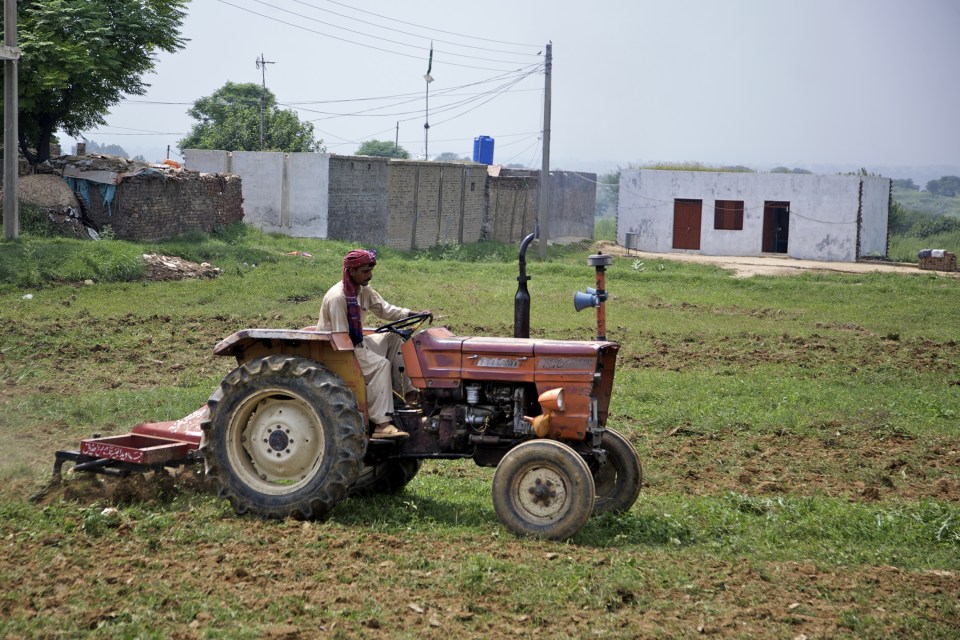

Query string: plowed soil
1 252 958 639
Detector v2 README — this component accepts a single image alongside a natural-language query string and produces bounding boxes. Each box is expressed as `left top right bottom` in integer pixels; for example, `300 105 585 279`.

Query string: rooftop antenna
255 53 275 151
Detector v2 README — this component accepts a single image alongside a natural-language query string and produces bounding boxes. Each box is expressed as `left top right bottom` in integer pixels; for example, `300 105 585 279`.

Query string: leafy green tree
7 0 188 164
178 82 324 153
82 141 129 157
926 176 960 197
356 139 409 159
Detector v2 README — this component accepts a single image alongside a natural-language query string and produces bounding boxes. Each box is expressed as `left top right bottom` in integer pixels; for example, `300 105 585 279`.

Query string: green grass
594 216 616 241
888 229 960 262
1 226 958 638
893 188 960 218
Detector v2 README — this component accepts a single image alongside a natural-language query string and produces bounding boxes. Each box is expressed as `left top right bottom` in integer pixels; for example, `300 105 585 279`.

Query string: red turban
343 249 377 269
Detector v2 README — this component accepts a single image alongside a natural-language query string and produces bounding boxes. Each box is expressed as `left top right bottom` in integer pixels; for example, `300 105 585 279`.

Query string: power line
213 0 531 72
288 0 541 57
249 0 537 65
295 65 541 122
323 0 542 49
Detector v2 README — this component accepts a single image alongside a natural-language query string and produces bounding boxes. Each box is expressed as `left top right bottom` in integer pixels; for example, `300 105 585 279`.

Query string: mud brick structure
79 172 243 242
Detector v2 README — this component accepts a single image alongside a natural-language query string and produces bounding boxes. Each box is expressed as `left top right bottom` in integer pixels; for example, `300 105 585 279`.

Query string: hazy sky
80 0 959 174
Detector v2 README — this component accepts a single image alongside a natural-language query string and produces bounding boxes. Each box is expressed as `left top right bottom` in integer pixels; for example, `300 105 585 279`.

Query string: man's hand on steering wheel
374 311 432 340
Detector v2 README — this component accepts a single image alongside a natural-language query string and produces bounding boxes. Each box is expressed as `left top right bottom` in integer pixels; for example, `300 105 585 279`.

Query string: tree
82 140 130 157
178 82 324 153
433 151 467 162
356 139 409 159
7 0 188 164
926 176 960 197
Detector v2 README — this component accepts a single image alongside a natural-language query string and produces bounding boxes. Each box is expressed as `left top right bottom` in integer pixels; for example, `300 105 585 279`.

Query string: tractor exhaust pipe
514 232 535 338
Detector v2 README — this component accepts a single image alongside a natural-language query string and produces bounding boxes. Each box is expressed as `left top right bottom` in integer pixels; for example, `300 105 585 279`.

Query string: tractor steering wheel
374 312 433 340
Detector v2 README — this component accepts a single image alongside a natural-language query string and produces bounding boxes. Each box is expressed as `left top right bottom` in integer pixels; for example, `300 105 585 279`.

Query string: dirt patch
630 427 960 503
594 241 960 278
142 254 223 281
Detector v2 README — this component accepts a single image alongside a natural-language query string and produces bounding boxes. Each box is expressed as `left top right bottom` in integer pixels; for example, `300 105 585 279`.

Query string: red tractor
56 239 641 540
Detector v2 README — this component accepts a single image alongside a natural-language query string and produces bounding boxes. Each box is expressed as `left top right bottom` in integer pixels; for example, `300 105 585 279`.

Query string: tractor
55 236 641 540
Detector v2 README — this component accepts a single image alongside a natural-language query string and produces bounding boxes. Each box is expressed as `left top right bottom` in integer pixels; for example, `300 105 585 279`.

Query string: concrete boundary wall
186 150 330 237
185 150 595 248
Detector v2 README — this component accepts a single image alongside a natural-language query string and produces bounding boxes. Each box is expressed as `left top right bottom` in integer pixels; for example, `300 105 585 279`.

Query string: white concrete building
617 170 890 262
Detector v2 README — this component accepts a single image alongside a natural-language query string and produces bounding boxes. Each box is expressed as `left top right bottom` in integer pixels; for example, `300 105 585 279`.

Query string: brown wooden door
672 199 702 250
762 201 790 253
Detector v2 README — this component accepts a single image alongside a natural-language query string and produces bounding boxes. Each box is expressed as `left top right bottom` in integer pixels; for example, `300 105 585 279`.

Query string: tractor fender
212 328 368 423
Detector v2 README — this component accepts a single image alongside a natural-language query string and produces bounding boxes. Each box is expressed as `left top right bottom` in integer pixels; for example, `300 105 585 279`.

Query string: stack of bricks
919 251 958 272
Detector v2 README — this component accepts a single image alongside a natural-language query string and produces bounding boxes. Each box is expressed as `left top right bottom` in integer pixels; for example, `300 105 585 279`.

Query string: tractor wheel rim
515 465 569 520
228 391 325 495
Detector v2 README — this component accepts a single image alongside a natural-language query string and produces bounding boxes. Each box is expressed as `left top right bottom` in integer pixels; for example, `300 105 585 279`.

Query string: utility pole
423 42 434 160
395 121 399 155
2 0 20 241
538 42 552 259
255 53 275 151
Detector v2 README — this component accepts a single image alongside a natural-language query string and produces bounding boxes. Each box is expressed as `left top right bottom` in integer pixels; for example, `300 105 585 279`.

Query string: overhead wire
93 1 548 156
285 0 543 58
213 0 535 71
281 64 542 120
499 134 542 167
323 0 542 49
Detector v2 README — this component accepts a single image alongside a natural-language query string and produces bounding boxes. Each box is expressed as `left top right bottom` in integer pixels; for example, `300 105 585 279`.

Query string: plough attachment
53 406 206 478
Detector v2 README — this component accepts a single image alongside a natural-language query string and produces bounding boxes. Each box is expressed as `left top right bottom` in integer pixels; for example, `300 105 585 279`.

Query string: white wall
617 170 889 262
183 150 331 237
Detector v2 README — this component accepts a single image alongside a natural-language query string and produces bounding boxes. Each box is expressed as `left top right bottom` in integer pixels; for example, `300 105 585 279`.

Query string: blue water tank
473 136 495 165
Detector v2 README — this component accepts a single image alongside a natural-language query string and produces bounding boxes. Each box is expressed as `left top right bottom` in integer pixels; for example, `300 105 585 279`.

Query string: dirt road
591 241 959 278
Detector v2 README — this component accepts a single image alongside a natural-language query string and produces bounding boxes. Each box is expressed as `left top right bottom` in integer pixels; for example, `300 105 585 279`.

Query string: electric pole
255 53 275 151
3 0 20 241
538 42 552 259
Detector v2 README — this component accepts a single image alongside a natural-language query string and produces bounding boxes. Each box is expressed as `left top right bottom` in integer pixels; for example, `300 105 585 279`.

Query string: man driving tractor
319 249 430 440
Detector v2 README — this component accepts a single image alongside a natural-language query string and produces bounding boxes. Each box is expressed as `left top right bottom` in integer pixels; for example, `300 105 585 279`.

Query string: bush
910 216 960 239
18 203 58 237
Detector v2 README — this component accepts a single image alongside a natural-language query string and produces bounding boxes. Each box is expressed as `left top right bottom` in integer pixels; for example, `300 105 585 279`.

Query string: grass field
1 226 958 638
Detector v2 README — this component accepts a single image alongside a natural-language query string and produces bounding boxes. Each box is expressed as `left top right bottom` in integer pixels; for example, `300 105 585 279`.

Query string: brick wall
385 161 487 250
327 155 390 245
81 173 243 241
486 173 538 243
549 171 596 239
485 169 595 243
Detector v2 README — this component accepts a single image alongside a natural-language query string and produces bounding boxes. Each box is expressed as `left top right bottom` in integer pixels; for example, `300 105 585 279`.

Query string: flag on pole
424 42 434 83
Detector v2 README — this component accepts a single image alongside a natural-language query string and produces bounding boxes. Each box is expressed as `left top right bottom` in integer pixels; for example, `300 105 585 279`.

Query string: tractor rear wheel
592 428 643 515
202 355 365 520
348 459 422 498
492 440 595 540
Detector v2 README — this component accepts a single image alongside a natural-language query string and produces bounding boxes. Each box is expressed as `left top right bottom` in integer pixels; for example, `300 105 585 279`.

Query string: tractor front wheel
202 355 365 520
592 428 642 515
492 440 595 540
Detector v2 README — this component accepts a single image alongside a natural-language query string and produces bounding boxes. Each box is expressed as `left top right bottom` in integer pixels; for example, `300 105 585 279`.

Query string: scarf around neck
342 249 377 346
